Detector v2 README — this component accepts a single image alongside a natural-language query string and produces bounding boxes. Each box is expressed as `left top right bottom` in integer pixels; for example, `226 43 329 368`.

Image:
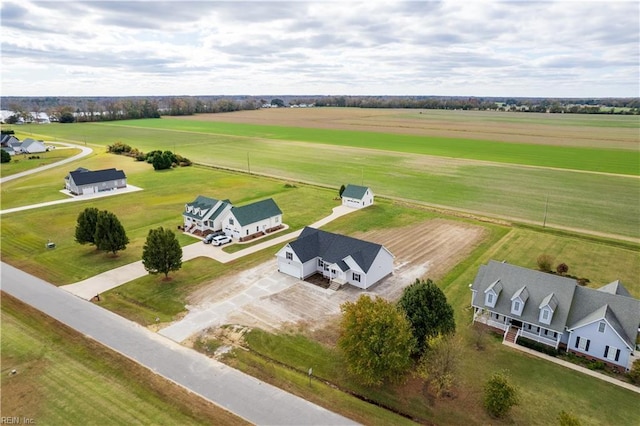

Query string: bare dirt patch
181 219 486 335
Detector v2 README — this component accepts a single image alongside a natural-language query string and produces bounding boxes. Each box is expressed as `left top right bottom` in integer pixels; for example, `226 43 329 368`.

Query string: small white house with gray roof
341 184 373 209
65 167 127 196
276 227 394 290
471 260 640 372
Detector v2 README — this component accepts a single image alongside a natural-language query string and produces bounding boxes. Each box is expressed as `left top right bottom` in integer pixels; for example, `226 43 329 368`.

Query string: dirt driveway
164 219 486 340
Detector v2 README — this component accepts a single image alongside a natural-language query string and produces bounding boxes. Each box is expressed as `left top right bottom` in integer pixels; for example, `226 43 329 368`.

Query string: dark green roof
342 184 369 199
231 198 282 226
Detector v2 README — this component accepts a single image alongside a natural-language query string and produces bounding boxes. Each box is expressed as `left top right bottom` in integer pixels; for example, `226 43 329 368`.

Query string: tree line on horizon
2 94 638 123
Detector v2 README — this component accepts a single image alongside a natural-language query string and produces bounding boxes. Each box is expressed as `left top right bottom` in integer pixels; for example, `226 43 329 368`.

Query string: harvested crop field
181 219 486 335
176 108 639 149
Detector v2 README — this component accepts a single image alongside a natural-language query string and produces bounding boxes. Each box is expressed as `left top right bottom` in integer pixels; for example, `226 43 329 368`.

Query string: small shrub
558 410 582 426
556 263 569 275
587 360 606 371
537 254 554 272
484 371 519 418
576 278 590 286
627 359 640 384
107 141 132 154
516 336 559 357
284 183 297 188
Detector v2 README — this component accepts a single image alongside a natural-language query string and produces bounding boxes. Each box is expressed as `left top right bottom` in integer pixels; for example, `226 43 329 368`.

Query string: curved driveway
1 263 357 425
0 142 93 183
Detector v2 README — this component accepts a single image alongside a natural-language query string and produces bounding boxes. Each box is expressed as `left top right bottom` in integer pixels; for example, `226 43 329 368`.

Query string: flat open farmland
13 109 640 240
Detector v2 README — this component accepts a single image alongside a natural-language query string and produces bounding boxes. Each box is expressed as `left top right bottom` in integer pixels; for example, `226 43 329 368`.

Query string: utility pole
543 194 549 228
247 152 251 174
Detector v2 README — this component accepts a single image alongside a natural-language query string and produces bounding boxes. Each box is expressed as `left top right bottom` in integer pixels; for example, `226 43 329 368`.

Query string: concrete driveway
0 142 92 183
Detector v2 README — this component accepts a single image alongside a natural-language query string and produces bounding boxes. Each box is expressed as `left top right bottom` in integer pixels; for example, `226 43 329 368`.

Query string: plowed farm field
183 219 486 335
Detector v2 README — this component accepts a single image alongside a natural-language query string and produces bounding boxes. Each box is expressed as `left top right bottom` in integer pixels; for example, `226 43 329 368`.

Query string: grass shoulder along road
0 293 247 426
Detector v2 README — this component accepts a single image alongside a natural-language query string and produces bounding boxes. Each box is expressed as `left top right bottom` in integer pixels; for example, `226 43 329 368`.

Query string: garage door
278 260 301 279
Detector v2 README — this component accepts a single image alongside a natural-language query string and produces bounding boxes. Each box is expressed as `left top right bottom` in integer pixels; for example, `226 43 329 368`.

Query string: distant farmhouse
1 136 47 155
65 167 127 196
276 227 394 290
470 260 640 372
342 184 374 209
183 196 283 241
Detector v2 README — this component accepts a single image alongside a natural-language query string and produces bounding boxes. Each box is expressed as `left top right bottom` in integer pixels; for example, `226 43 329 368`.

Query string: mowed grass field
0 147 81 177
8 108 639 239
0 152 340 284
0 293 246 425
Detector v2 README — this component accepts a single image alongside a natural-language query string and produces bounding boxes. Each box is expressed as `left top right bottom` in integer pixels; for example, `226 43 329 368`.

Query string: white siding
569 319 632 369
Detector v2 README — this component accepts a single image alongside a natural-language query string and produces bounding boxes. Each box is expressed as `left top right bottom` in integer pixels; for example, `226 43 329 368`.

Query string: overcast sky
1 1 638 98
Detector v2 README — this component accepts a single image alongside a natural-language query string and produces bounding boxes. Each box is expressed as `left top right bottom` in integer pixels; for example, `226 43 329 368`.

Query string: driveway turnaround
1 263 358 425
63 205 356 299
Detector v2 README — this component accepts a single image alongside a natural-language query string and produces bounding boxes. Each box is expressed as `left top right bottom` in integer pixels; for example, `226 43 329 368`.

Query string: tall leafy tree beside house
142 227 183 279
338 295 415 386
398 278 456 355
94 210 129 255
1 149 11 163
75 207 100 245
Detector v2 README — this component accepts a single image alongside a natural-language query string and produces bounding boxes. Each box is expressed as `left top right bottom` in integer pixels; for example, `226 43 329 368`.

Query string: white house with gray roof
276 227 394 290
222 198 283 241
341 184 373 209
470 260 640 372
65 167 127 196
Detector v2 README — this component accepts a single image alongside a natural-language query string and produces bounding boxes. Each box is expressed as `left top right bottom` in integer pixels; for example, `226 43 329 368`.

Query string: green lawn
0 294 245 425
1 153 338 285
9 120 639 239
0 148 81 177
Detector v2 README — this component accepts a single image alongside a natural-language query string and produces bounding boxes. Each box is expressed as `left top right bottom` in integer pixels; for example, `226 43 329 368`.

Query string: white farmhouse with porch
341 184 374 209
470 260 640 372
276 227 394 290
182 196 232 234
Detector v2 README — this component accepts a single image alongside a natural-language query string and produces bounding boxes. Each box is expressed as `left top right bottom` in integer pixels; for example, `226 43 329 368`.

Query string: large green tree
94 210 129 255
398 279 455 354
484 371 520 418
338 295 415 386
74 207 100 245
142 227 183 279
1 149 11 163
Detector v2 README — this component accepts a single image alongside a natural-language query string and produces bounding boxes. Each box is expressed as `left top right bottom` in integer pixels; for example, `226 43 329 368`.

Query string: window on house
576 337 590 352
598 322 605 333
286 252 293 261
246 230 249 235
604 345 620 362
324 265 329 272
487 293 494 305
318 259 323 267
542 309 549 321
544 329 548 336
353 273 361 282
553 332 557 338
229 218 234 225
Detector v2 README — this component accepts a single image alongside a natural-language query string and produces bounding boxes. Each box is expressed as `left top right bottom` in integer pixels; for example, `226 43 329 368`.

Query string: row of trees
106 142 192 170
75 208 182 278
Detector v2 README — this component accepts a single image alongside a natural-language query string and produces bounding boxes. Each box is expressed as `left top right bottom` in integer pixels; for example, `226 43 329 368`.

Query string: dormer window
510 286 528 316
538 293 557 325
484 279 502 308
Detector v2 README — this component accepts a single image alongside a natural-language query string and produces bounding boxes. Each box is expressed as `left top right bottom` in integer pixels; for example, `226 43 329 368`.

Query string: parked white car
211 235 232 246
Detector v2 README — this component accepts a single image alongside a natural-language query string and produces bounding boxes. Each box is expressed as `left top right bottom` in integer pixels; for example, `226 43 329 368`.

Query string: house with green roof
341 184 374 209
470 260 640 372
222 198 283 241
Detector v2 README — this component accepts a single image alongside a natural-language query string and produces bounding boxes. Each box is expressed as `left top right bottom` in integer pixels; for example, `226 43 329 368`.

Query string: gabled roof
229 198 282 226
21 138 45 148
512 286 529 302
567 286 640 349
485 279 502 294
598 280 632 298
187 195 220 211
183 196 231 220
288 227 388 273
471 260 577 332
539 293 559 311
68 168 126 186
342 184 370 200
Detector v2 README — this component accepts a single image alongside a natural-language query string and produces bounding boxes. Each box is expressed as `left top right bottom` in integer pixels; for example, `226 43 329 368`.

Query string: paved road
0 142 93 183
1 262 358 425
63 205 356 299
